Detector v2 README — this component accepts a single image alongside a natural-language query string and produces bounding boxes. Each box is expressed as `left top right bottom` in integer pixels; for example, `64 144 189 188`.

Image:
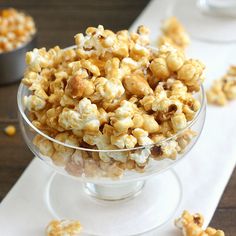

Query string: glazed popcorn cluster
0 8 36 53
46 220 82 236
175 211 225 236
158 17 190 51
207 65 236 106
22 25 204 178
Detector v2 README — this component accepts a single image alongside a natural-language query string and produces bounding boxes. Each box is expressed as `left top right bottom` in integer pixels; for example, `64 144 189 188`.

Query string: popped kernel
65 70 95 98
111 134 137 149
123 73 153 96
149 57 170 80
46 220 82 236
132 128 153 146
171 113 187 131
129 148 151 166
24 95 46 111
207 66 236 106
175 211 225 236
33 135 54 157
177 59 205 92
158 16 190 50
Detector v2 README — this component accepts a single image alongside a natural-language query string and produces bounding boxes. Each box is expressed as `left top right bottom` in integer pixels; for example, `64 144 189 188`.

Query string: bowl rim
17 48 206 153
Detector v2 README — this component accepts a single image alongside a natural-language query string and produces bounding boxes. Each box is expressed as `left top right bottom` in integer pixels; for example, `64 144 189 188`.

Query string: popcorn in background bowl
0 8 36 53
0 8 37 85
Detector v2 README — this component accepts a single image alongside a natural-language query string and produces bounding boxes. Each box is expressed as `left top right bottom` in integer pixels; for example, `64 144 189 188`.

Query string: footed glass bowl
18 82 206 235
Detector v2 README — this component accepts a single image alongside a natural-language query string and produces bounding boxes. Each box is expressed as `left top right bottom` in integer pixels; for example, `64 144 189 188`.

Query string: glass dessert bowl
17 24 207 235
18 82 206 236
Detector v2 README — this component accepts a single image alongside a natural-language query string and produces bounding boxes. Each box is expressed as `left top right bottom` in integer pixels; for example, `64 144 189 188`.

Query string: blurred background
0 0 235 235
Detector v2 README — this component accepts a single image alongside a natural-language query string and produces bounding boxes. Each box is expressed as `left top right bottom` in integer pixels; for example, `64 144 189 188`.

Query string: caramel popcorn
22 25 204 178
175 211 225 236
207 65 236 106
0 8 36 53
46 220 82 236
158 16 190 51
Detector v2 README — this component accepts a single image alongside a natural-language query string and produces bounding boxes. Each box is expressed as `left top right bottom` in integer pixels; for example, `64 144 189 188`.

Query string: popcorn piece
166 50 185 72
81 59 100 76
177 129 197 150
140 95 155 111
136 25 150 46
223 76 236 100
33 135 54 157
207 80 227 106
58 109 81 130
53 133 77 157
75 25 129 58
150 58 170 80
59 98 100 132
177 59 205 91
111 134 137 149
24 95 46 111
26 47 54 72
130 43 150 61
171 113 187 131
65 69 95 98
65 150 84 176
161 140 179 159
132 113 144 128
158 17 190 50
110 100 137 133
142 114 159 133
94 77 125 101
129 148 151 165
132 128 153 146
207 66 236 106
175 211 225 236
105 57 120 79
46 220 82 236
4 125 16 136
123 73 153 96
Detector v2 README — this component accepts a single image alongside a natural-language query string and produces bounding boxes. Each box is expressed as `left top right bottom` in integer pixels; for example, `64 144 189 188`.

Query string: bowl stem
84 181 145 201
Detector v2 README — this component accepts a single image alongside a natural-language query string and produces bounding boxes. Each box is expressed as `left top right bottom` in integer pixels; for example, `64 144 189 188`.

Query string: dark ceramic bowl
0 34 37 85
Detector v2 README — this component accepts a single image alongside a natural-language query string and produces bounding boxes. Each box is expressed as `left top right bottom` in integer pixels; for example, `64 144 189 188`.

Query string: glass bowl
17 78 206 235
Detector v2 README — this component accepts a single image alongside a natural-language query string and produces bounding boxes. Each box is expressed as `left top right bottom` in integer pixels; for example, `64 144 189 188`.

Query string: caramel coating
175 211 225 236
207 66 236 106
22 25 204 178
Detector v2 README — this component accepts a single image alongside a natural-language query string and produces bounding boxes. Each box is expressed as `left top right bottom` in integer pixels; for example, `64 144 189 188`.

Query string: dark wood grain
0 1 235 235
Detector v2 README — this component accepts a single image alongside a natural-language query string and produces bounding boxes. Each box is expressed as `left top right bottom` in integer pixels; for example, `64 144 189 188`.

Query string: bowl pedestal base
45 169 182 236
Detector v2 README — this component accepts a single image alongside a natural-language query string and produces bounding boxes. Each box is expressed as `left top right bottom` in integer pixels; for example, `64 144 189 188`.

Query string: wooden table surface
0 0 235 235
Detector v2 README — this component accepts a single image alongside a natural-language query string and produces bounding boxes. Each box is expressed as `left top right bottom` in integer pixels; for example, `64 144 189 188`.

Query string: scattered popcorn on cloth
21 25 204 179
0 8 36 53
175 211 225 236
46 220 82 236
158 16 190 51
207 65 236 106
